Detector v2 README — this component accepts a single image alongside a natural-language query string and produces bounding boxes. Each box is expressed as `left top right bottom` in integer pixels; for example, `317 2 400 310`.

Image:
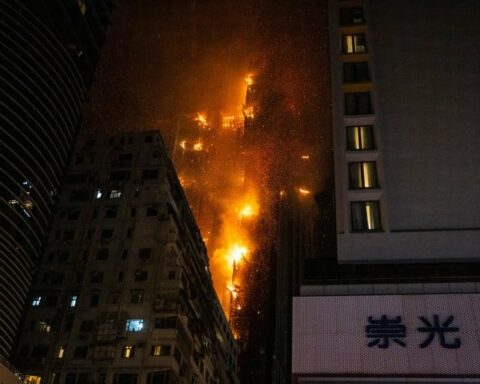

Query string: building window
130 290 144 304
31 346 48 359
57 346 65 358
125 319 144 332
342 34 367 54
113 374 138 384
134 270 148 282
45 296 58 307
138 248 152 260
144 135 153 143
130 208 136 217
105 207 118 218
90 294 99 307
39 321 51 332
109 170 130 181
91 271 104 283
109 190 122 199
146 206 158 216
32 296 42 306
340 7 364 25
349 162 378 189
118 271 124 282
168 270 176 280
80 320 94 332
101 229 113 239
346 125 375 150
343 61 369 83
345 92 372 115
155 317 177 329
95 189 103 199
74 345 88 358
70 295 77 307
142 169 158 180
150 345 171 356
96 248 109 260
121 345 135 358
351 201 382 232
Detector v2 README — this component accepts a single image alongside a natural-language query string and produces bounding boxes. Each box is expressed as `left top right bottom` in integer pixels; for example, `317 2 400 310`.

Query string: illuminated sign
292 294 480 375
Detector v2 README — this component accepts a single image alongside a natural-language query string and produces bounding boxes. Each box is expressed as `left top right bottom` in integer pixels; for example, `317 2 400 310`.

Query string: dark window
65 173 88 184
343 62 369 83
96 248 109 260
346 125 375 150
118 153 133 162
51 273 64 285
74 345 88 358
80 320 94 332
65 374 77 384
63 231 75 241
349 162 378 189
105 207 118 218
75 156 84 165
152 150 161 159
77 374 88 384
109 170 130 181
342 34 367 54
90 295 99 307
142 169 158 180
45 296 58 307
122 249 128 259
146 207 158 216
87 230 94 240
109 138 115 145
118 272 124 282
351 201 382 232
57 251 69 262
130 208 136 217
134 270 148 282
168 271 176 280
155 317 177 329
101 229 113 239
85 139 96 147
113 374 138 384
144 135 153 143
340 7 364 25
91 209 98 219
64 315 74 331
130 290 144 304
31 346 48 358
67 210 80 220
134 189 140 198
126 227 134 238
138 248 152 259
128 137 133 144
91 271 104 283
69 189 91 201
345 92 372 115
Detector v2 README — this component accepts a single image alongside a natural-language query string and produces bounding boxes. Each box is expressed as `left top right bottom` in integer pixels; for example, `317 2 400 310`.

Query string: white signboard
292 294 480 375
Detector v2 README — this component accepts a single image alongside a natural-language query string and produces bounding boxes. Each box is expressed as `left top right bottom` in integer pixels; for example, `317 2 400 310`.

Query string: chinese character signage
292 294 480 375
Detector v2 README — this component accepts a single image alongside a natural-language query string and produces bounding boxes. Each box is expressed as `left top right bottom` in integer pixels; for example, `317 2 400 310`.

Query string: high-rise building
12 131 239 384
292 0 480 382
0 0 113 361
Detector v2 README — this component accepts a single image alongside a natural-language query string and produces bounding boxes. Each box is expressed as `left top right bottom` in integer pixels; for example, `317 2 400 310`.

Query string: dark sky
84 0 264 133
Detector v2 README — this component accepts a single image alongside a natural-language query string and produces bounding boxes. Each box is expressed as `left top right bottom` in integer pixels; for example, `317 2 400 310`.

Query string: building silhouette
0 0 113 360
293 0 480 381
12 131 239 384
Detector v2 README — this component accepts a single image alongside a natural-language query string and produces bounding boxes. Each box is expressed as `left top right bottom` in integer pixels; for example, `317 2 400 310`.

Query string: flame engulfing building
0 0 113 361
12 131 239 384
292 0 480 382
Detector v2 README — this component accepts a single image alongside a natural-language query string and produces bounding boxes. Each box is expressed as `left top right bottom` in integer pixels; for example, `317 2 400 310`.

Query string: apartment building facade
13 132 239 384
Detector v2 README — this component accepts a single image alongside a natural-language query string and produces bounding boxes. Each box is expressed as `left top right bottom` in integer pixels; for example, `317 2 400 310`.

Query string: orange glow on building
194 112 209 129
298 187 311 196
192 141 204 151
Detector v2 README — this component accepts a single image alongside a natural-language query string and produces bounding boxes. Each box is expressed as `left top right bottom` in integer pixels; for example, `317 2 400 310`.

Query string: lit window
151 345 171 356
70 295 77 307
25 375 42 384
32 296 42 306
126 319 144 332
346 125 375 150
57 345 65 358
39 321 51 333
95 189 103 199
109 190 122 199
349 162 378 189
351 201 382 232
342 34 367 54
345 92 372 115
121 345 135 358
340 7 364 25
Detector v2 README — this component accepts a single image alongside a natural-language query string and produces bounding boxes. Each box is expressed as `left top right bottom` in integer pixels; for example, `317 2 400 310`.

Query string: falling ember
179 140 186 150
298 187 311 196
193 141 204 151
301 155 310 160
245 73 254 86
239 205 254 219
194 112 209 129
